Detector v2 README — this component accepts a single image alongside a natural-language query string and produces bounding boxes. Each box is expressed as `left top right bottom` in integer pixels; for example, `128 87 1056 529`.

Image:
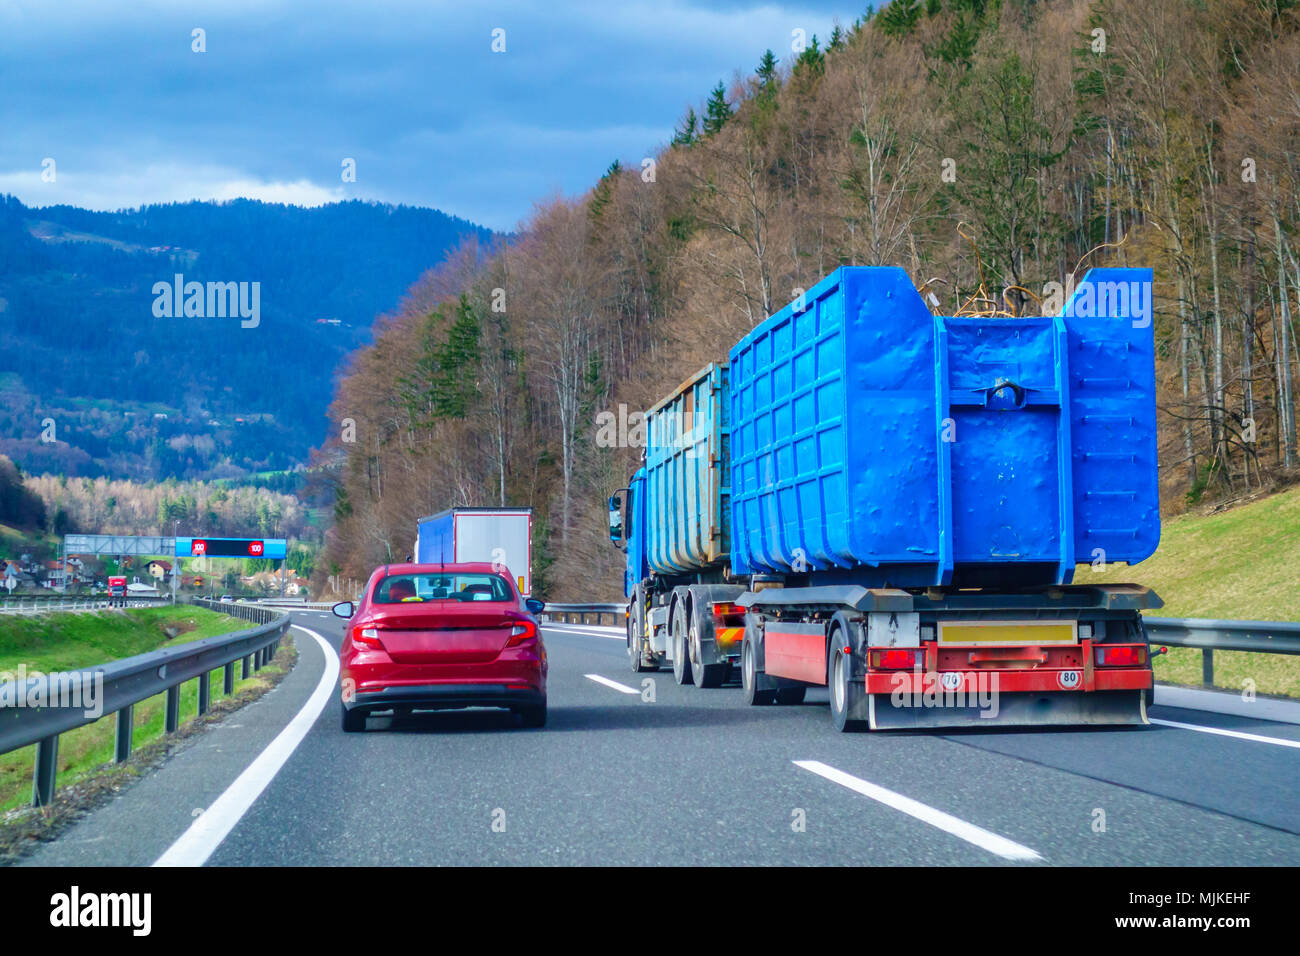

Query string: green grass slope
0 606 275 811
1085 485 1300 697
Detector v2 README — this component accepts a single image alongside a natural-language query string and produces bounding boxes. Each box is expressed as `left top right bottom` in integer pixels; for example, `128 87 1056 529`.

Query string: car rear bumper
346 682 544 713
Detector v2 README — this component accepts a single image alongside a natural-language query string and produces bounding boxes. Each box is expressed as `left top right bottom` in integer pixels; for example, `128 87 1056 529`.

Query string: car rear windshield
374 572 513 604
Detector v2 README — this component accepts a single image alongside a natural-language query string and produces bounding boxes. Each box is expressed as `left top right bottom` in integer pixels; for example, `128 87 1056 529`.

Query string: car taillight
869 648 921 669
506 619 538 647
351 626 383 649
1095 644 1146 667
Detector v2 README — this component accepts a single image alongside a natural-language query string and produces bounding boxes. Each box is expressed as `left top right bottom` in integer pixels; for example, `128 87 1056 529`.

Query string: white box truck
414 508 534 596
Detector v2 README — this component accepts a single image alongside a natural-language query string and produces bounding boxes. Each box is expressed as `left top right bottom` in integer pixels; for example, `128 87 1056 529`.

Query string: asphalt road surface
23 612 1300 866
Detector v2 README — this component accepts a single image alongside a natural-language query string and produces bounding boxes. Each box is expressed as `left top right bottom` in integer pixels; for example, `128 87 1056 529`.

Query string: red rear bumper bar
866 667 1151 695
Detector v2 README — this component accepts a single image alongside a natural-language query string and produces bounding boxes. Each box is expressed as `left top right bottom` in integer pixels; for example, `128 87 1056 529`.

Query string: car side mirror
525 597 545 615
332 601 355 619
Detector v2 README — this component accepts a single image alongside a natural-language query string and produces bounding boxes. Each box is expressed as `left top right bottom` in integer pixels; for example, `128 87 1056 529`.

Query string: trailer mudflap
867 689 1147 730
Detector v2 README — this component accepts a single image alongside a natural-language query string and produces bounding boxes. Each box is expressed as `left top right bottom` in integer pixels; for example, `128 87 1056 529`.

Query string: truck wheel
776 686 806 705
628 592 654 673
742 633 775 705
690 621 726 688
671 602 693 685
829 628 866 732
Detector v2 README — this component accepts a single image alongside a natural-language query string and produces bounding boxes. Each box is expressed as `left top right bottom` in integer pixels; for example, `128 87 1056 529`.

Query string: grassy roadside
1085 484 1300 698
0 606 283 817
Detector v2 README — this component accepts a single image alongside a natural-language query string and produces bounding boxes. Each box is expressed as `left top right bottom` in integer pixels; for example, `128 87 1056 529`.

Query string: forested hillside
0 196 494 480
21 472 317 543
319 0 1300 600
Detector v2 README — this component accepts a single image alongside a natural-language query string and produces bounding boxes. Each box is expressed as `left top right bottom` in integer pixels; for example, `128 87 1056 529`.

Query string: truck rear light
1078 622 1094 640
869 648 920 669
1095 644 1146 667
507 619 538 646
712 602 745 618
351 626 383 649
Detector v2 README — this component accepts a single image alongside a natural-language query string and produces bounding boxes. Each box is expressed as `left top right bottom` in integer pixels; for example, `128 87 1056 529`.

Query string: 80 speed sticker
1057 670 1082 690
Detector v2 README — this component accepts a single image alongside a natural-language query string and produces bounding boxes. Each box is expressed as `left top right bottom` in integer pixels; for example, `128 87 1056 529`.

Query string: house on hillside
146 559 173 582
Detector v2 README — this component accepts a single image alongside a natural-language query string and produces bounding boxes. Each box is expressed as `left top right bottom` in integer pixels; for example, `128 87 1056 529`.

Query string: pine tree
703 82 733 135
756 49 778 91
672 107 700 146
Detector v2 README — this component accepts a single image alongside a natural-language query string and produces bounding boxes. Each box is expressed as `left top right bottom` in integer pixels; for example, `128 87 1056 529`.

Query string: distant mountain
0 195 495 480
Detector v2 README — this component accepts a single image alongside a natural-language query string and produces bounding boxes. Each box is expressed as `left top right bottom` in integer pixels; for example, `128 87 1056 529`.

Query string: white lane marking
153 626 341 867
1150 718 1300 750
585 673 641 695
545 624 624 640
793 760 1043 862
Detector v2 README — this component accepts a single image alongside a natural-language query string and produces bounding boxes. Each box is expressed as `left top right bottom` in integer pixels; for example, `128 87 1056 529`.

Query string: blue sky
0 0 851 231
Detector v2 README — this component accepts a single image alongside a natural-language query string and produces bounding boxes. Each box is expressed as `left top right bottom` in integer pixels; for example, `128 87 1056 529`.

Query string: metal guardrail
1144 616 1300 687
541 602 625 627
535 606 1300 688
247 599 337 610
0 597 290 807
0 594 172 614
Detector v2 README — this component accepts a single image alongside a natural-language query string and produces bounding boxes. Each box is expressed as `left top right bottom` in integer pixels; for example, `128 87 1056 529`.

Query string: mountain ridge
0 195 496 481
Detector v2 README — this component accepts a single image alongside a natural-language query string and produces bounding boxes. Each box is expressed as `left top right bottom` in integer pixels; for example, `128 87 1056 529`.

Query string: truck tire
689 613 727 688
741 626 775 705
671 600 693 685
828 624 866 732
628 587 655 673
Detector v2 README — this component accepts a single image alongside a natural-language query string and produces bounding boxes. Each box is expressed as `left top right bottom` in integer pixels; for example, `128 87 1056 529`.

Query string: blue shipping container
727 266 1159 587
642 363 730 575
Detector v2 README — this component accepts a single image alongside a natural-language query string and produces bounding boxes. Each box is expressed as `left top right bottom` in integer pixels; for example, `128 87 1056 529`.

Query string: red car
333 562 548 731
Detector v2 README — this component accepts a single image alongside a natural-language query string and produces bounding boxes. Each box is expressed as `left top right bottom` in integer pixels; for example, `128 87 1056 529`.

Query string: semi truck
107 575 127 606
415 508 534 596
608 265 1163 730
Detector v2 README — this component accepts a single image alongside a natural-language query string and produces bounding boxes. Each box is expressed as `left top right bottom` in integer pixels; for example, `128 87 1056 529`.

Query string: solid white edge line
1150 717 1300 749
152 625 341 867
793 760 1044 862
544 624 625 640
584 673 641 695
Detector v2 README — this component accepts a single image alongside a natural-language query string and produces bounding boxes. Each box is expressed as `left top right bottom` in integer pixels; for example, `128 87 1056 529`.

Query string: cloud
0 164 344 212
0 0 847 229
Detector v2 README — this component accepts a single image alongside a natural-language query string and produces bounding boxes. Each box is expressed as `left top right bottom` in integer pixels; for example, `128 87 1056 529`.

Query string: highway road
22 611 1300 866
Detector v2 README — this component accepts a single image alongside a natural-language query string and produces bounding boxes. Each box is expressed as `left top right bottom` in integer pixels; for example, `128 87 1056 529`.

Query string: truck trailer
415 508 534 596
608 265 1163 730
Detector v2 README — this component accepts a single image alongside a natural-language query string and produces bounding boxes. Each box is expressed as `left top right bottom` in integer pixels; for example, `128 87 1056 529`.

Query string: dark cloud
0 0 847 230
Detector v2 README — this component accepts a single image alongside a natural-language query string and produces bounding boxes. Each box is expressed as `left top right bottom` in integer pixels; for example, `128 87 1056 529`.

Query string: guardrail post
242 654 251 679
1202 649 1214 687
198 672 211 715
114 704 133 762
165 685 180 733
32 734 58 807
223 661 235 695
253 648 262 671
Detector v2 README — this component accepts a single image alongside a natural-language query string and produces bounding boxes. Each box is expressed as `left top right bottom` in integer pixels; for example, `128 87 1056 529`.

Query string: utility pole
172 521 179 604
